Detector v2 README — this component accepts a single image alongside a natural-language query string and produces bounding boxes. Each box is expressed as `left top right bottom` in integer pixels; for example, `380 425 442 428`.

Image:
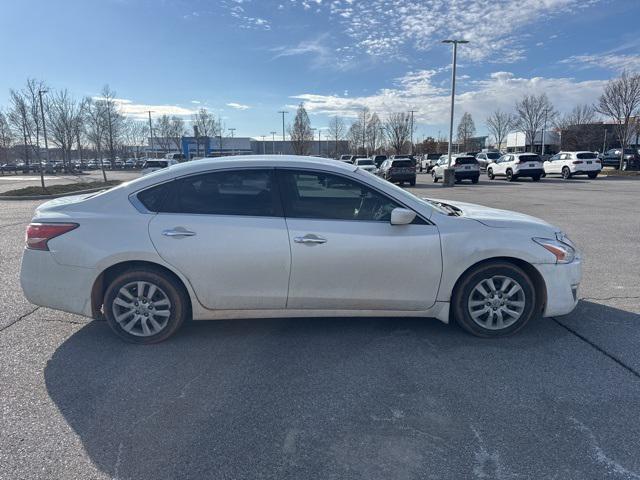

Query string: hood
428 198 559 233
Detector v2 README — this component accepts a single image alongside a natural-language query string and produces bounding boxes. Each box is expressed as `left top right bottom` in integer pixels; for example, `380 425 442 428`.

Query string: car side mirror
390 208 416 225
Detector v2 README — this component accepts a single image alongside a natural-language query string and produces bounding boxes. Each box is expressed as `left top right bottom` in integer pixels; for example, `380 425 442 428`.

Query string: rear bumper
535 258 582 317
454 170 480 179
20 249 96 318
387 173 416 181
514 168 544 177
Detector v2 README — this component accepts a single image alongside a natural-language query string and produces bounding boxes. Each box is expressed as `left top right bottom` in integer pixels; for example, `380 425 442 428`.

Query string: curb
0 186 111 201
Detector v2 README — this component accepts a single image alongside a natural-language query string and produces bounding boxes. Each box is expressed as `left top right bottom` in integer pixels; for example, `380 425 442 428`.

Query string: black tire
104 268 188 344
562 167 571 179
452 261 538 338
588 172 598 179
471 176 479 184
432 171 439 183
541 172 546 178
531 175 541 182
487 168 495 180
410 179 416 186
506 169 515 181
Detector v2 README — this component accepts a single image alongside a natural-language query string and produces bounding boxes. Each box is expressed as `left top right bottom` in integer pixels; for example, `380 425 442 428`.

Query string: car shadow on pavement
44 302 638 479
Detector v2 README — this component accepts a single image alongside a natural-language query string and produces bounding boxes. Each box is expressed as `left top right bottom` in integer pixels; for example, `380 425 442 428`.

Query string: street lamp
229 127 236 155
278 111 288 149
270 131 277 154
442 39 469 187
261 135 266 154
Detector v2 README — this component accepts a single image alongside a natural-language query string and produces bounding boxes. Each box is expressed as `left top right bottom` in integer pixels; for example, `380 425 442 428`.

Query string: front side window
161 169 278 216
279 170 401 222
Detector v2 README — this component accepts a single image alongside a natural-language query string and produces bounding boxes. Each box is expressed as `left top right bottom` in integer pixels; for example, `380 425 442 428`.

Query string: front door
147 169 290 310
277 169 442 311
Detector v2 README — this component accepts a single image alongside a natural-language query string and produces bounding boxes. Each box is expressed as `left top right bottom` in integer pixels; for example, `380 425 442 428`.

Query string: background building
506 131 560 154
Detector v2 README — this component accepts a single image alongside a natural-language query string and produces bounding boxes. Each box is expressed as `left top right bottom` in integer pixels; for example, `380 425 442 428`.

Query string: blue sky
1 0 639 140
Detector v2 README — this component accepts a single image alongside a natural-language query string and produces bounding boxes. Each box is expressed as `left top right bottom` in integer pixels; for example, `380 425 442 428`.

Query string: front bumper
20 249 97 318
535 258 582 317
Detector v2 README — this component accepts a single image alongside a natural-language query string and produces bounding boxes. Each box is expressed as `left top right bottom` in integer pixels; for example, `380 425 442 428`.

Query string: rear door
277 169 442 310
146 169 291 310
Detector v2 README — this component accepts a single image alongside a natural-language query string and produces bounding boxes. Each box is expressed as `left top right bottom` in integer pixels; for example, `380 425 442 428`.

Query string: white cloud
94 97 198 119
190 100 201 104
226 102 251 110
292 70 606 127
560 53 640 73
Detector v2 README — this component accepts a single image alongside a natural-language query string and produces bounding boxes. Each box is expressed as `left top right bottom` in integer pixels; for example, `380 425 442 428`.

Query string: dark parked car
378 158 416 186
371 155 388 167
600 148 639 170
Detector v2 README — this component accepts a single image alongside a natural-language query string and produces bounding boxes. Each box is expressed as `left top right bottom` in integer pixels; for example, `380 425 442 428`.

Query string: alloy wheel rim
112 281 172 337
467 275 525 330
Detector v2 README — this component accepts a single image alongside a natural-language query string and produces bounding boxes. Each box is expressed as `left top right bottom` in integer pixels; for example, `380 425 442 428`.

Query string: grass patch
2 180 121 197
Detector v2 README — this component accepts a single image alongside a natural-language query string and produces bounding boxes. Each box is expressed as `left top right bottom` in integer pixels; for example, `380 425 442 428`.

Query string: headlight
533 237 576 263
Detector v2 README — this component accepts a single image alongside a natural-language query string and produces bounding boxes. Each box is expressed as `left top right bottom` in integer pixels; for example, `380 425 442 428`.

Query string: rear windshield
373 156 387 161
356 159 374 165
576 152 597 159
391 160 413 168
519 155 540 162
454 157 477 165
427 154 441 159
144 161 168 168
486 152 501 160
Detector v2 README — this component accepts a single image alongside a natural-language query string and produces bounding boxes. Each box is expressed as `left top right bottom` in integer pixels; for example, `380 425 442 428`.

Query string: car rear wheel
588 172 598 179
410 179 416 186
104 269 188 344
487 168 495 180
531 175 541 182
432 171 438 183
471 176 479 184
452 262 537 337
506 169 515 181
562 167 572 179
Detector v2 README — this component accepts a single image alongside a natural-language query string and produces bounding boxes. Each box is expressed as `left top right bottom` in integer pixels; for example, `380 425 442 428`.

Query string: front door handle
162 228 196 238
294 234 327 245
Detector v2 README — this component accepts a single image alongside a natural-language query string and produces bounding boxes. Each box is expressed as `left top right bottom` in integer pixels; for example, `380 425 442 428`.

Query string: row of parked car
338 148 622 187
0 157 153 174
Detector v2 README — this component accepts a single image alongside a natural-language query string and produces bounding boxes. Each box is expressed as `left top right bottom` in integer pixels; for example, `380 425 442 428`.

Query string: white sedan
543 151 601 179
21 156 581 343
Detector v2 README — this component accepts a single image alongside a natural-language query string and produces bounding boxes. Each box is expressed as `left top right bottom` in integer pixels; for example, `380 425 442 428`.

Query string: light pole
318 129 322 156
37 89 49 189
278 111 288 152
261 135 266 154
310 128 316 156
409 110 416 156
147 110 155 158
271 131 277 154
229 128 236 155
442 39 468 187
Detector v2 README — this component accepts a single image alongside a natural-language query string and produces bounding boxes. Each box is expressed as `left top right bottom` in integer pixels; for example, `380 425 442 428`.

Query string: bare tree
486 110 514 150
123 119 149 159
347 121 363 154
514 93 556 152
288 103 313 155
47 89 84 170
327 115 346 158
100 85 125 167
8 90 33 167
554 104 600 151
0 110 15 165
85 97 108 181
23 79 47 162
456 112 476 152
383 113 411 154
595 72 640 169
192 108 220 157
168 116 186 153
154 115 174 153
366 113 383 153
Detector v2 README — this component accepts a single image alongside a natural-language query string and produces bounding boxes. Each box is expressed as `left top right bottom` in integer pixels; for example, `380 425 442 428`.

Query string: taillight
595 159 601 163
26 223 78 251
572 160 583 164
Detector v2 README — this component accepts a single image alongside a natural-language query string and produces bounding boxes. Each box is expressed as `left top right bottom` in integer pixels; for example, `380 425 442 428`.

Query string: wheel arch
449 256 547 320
91 260 193 321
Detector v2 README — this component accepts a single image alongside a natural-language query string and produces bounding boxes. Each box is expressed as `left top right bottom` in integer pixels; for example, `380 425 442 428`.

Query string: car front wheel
432 171 438 182
562 167 572 179
506 169 515 181
452 262 537 337
104 268 188 344
487 168 495 180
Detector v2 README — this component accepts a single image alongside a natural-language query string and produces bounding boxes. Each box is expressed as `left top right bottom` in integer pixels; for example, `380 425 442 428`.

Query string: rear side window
576 152 597 159
137 182 173 212
162 169 279 216
144 161 167 168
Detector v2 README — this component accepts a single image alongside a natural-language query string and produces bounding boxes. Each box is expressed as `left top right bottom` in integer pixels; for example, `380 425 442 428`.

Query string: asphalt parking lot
1 173 639 479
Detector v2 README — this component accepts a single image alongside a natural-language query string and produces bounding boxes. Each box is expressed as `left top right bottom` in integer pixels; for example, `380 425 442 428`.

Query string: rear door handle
294 234 327 244
162 228 196 238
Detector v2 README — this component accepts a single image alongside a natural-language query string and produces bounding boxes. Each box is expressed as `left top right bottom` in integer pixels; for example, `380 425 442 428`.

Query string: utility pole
228 128 236 155
310 128 316 156
278 111 288 152
37 89 49 189
442 39 469 187
602 129 608 154
409 110 416 156
271 131 277 154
